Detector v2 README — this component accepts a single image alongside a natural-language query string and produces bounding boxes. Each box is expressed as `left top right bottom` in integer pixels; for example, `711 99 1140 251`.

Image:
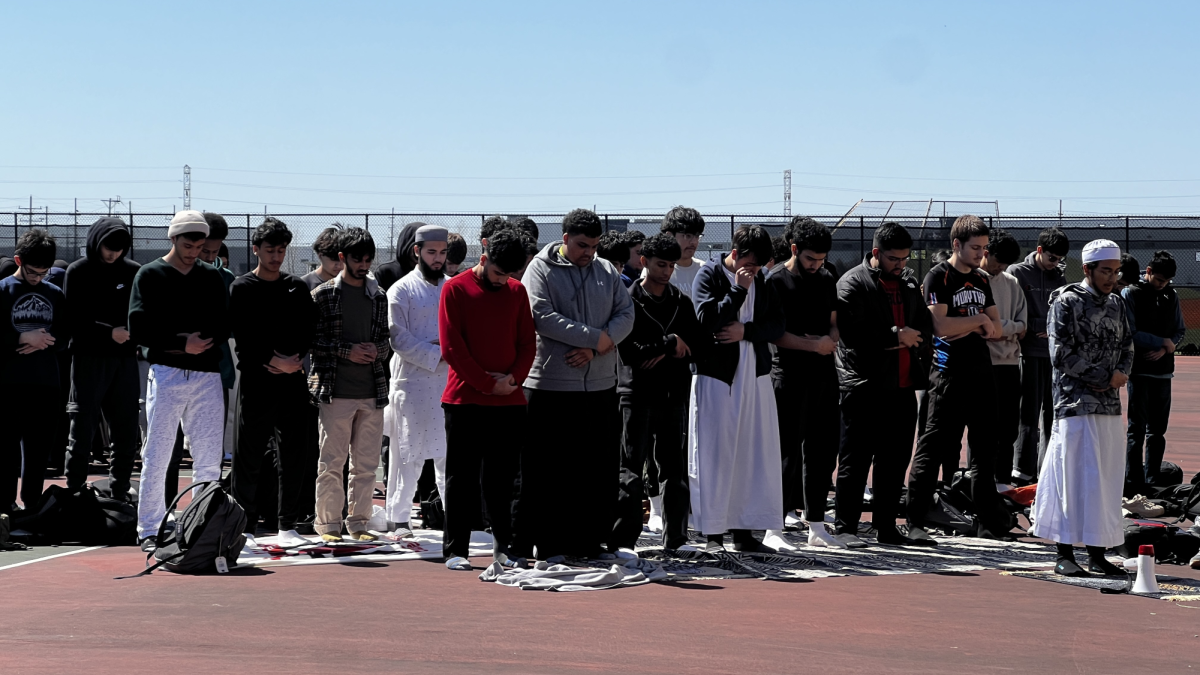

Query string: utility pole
783 169 792 217
103 196 122 215
183 165 192 210
17 195 44 228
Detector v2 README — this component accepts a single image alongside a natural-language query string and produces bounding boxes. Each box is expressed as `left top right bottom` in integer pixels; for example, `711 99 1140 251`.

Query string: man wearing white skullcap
1030 239 1134 577
128 211 230 551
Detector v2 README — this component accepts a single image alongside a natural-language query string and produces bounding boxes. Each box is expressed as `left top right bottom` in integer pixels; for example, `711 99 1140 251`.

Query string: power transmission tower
103 196 122 215
183 165 192 210
783 169 792 217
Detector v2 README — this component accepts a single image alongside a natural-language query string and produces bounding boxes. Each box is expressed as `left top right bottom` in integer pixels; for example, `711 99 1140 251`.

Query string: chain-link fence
5 211 1200 345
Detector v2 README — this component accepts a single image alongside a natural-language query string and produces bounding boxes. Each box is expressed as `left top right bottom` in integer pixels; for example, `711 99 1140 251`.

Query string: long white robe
383 270 449 522
688 266 784 535
1030 414 1125 547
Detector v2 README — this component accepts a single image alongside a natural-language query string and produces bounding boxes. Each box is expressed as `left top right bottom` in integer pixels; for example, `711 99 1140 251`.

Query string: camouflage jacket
1048 282 1134 419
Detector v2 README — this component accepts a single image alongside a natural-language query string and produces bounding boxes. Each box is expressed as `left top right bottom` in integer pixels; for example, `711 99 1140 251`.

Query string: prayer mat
1003 570 1200 602
234 530 492 569
632 526 1060 581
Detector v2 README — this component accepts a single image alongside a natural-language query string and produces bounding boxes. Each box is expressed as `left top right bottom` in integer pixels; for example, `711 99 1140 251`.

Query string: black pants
775 373 839 521
907 368 1006 532
916 390 957 483
0 385 59 512
442 403 524 559
520 387 619 558
1015 356 1053 478
834 385 916 534
48 350 73 473
1125 376 1172 497
64 355 141 494
613 395 688 549
232 373 309 532
991 364 1022 484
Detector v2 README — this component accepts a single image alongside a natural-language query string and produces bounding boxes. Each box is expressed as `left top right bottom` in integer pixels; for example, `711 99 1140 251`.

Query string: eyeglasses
1043 253 1064 264
677 233 703 242
20 267 49 280
883 254 910 264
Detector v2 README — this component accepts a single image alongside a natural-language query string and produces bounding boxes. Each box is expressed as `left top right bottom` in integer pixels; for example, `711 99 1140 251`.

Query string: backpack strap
154 480 222 544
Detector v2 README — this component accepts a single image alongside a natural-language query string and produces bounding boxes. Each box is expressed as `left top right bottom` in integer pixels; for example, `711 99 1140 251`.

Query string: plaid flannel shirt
308 274 392 408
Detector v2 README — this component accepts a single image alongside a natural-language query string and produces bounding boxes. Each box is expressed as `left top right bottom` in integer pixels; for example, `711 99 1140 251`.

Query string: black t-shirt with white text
922 261 995 373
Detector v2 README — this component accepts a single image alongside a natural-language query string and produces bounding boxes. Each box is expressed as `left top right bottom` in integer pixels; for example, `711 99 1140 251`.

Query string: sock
806 521 844 548
649 495 663 517
1086 545 1124 575
763 529 797 551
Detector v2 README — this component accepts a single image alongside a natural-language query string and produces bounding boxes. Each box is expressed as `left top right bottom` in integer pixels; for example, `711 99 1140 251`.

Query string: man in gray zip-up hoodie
519 209 635 559
1006 227 1069 481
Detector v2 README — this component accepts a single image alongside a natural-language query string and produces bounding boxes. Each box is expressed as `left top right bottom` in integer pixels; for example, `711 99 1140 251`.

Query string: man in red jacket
438 229 537 571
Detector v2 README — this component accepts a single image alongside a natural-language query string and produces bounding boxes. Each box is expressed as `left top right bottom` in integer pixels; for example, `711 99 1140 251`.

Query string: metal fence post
859 216 865 260
365 213 369 233
1125 216 1130 252
246 215 251 274
604 214 609 232
128 211 134 260
730 215 735 243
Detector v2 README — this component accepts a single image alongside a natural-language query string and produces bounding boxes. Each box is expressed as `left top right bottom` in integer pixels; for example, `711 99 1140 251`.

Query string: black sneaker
139 536 158 553
904 525 939 547
976 527 1016 542
876 526 918 546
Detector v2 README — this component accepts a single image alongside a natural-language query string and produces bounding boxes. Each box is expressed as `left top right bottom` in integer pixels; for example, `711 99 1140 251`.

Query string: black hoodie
63 217 141 358
374 221 423 292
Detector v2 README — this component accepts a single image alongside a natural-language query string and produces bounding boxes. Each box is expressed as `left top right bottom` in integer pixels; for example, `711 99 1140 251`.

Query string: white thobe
383 270 449 523
1030 414 1125 547
688 266 784 535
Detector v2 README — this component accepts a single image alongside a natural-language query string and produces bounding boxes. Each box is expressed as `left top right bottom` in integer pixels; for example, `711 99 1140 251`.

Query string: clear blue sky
2 1 1198 216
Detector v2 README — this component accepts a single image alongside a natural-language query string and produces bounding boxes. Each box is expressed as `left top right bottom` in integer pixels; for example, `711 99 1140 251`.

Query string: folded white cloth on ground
479 558 666 591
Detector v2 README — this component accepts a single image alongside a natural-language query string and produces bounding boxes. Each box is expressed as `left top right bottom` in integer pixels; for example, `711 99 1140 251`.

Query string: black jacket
374 222 422 292
1124 280 1185 377
617 280 704 403
229 271 318 379
691 261 785 386
63 217 141 358
834 256 933 392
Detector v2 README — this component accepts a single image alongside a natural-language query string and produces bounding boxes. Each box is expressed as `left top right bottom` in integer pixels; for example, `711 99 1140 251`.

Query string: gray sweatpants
136 365 226 538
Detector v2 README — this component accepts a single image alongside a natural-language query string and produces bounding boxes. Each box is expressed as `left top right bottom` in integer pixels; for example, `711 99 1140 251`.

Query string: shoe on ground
730 537 773 554
976 527 1016 542
1055 558 1091 577
139 536 157 553
613 548 639 560
904 525 939 547
1088 556 1126 576
875 526 918 546
1121 495 1165 518
445 556 471 571
784 511 803 528
348 531 377 542
320 533 343 543
833 532 868 549
1191 552 1200 570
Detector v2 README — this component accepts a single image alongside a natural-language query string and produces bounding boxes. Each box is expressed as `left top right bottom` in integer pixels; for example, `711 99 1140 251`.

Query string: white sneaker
1122 494 1165 518
763 529 796 551
276 529 311 547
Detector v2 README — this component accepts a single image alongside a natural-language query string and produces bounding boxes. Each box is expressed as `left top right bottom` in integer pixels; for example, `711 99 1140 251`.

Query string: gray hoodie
1008 250 1067 359
523 242 636 392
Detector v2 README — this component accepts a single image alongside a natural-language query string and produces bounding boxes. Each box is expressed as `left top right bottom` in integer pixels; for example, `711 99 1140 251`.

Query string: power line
191 180 779 198
192 167 781 181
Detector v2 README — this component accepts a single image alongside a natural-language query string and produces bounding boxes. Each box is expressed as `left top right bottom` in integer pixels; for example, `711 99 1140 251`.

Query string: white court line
0 546 106 572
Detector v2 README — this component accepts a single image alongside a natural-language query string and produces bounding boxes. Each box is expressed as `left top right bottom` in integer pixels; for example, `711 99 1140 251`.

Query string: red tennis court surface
6 363 1200 674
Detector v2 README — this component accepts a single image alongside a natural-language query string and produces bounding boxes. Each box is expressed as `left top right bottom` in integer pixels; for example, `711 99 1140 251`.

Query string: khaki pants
316 398 383 535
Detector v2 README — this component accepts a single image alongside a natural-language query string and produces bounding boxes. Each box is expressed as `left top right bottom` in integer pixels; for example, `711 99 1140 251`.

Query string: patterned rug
1002 570 1200 602
628 526 1060 581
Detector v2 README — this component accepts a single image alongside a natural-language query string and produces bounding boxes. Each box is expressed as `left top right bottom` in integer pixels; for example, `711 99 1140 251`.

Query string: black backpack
12 484 136 546
1117 518 1200 565
123 481 247 577
1153 461 1184 489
